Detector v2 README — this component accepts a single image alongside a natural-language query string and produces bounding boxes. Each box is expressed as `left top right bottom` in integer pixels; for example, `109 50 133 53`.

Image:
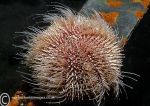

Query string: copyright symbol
0 93 10 106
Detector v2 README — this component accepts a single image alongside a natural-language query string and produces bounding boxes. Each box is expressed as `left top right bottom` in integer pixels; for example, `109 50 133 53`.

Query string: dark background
0 0 150 106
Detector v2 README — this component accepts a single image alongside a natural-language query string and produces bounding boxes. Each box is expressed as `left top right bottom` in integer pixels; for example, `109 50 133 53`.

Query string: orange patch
8 91 23 106
8 99 19 106
100 12 119 25
141 0 150 8
135 10 144 19
132 0 150 8
107 0 123 8
27 101 35 106
8 91 35 106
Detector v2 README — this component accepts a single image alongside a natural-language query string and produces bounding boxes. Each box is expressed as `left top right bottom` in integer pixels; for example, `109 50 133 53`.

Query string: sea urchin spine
23 8 124 105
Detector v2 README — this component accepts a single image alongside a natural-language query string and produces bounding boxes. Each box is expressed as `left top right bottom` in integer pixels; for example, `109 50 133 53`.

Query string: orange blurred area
100 12 119 25
135 10 144 19
132 0 150 8
107 0 123 8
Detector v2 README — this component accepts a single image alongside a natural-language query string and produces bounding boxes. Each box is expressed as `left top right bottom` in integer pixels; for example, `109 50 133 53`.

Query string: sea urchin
23 8 124 105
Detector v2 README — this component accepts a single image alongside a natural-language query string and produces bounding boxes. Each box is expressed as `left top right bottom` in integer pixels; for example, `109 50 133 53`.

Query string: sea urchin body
23 8 123 105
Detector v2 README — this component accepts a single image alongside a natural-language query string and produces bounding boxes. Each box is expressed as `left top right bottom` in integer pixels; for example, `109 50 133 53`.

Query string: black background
0 0 150 106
